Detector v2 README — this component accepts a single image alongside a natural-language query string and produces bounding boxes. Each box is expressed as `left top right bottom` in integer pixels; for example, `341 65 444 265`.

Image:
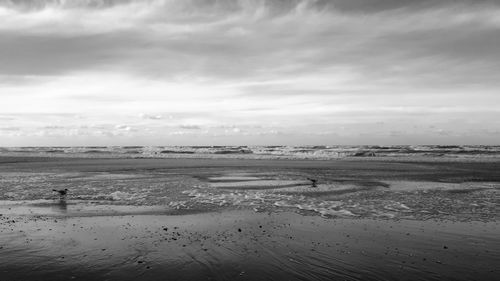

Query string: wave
160 150 195 154
1 145 500 160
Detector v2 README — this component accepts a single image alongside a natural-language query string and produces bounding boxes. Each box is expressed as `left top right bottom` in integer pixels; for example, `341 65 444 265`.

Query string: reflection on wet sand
53 199 68 213
0 210 498 281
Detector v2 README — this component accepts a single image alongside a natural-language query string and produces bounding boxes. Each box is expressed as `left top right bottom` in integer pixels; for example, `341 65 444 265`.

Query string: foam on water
209 180 310 189
0 168 498 220
3 145 500 160
175 176 386 218
109 191 140 201
208 176 262 181
177 173 500 220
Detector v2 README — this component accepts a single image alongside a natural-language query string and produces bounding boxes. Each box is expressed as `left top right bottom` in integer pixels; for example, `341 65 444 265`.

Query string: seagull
306 178 318 188
53 188 68 198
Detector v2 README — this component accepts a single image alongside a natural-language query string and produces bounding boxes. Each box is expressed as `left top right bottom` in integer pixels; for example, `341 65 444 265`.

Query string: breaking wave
2 145 500 160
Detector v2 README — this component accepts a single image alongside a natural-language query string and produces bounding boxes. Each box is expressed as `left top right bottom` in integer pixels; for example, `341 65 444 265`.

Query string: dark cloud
2 0 319 14
323 0 500 13
1 0 136 11
383 28 500 62
354 28 500 88
5 0 498 13
0 31 145 75
1 0 499 87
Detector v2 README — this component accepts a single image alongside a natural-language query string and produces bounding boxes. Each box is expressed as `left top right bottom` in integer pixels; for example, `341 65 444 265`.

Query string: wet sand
1 156 499 280
1 210 499 281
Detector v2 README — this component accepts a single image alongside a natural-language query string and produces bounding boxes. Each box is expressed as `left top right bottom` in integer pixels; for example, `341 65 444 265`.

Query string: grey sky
1 0 499 146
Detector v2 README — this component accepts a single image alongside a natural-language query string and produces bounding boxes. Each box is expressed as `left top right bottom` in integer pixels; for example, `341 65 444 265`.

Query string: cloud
114 124 131 131
43 125 65 129
1 0 498 81
180 124 201 130
140 113 164 120
0 126 20 131
1 0 499 145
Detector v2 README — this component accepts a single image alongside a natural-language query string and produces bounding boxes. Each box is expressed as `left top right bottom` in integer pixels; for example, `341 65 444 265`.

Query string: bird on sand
306 178 318 187
53 188 68 198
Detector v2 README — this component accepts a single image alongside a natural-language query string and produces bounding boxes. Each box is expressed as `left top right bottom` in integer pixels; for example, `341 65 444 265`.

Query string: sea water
2 145 500 160
0 166 498 221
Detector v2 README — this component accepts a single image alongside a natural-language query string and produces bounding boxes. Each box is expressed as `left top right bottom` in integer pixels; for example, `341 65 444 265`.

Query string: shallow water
1 167 499 222
1 167 498 221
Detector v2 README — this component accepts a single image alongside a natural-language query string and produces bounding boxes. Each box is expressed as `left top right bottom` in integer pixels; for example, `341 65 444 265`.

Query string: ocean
2 145 500 160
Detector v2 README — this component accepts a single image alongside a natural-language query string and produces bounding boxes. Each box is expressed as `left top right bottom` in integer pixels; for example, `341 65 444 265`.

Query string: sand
1 156 499 280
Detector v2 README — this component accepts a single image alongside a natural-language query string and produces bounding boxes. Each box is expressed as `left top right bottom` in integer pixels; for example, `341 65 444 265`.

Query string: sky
1 0 500 146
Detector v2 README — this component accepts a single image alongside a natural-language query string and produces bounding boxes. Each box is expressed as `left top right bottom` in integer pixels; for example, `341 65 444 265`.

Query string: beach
3 0 500 280
1 156 499 280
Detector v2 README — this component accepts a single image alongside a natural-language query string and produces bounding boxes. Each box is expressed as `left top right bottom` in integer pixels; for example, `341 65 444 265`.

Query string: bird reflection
55 199 68 213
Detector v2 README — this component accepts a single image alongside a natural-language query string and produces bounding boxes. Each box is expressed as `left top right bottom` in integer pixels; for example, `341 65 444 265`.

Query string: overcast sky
1 0 499 146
